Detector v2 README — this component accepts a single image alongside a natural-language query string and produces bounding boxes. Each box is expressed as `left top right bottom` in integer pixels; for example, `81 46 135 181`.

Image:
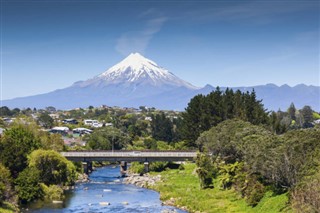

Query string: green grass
150 163 291 213
0 202 17 213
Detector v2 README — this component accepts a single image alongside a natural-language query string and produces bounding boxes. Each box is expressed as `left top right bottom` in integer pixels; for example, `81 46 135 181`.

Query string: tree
180 94 206 147
39 131 65 151
86 127 130 150
277 129 320 188
15 167 42 203
300 106 314 128
288 103 296 121
196 151 215 189
180 88 268 149
0 106 12 116
151 112 173 142
0 163 12 205
0 124 40 177
28 149 77 186
38 112 54 128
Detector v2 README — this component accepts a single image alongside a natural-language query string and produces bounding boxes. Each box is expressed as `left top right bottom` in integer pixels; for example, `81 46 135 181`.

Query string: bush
0 164 12 205
178 164 185 170
129 162 145 174
149 162 168 172
290 170 320 212
15 167 42 203
28 149 77 186
245 180 265 206
40 184 64 201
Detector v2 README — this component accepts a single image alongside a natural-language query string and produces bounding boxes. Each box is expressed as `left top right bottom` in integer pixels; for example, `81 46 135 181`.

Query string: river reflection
23 166 187 213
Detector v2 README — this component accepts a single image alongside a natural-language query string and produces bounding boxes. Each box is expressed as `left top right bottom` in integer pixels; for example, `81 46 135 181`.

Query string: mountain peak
105 52 158 73
95 53 198 89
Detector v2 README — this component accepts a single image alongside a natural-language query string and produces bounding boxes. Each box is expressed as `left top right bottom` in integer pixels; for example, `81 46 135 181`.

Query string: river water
24 166 187 213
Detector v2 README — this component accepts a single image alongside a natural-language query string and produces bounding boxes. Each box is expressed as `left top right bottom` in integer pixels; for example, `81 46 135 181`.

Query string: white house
84 119 103 128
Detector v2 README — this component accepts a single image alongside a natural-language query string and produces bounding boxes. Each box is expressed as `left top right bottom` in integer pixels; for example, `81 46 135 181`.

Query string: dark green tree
288 103 296 121
28 149 77 186
0 163 12 205
300 106 314 128
86 127 129 150
0 124 40 177
180 88 268 148
38 112 54 128
195 151 215 189
151 112 173 142
180 94 206 147
15 167 42 203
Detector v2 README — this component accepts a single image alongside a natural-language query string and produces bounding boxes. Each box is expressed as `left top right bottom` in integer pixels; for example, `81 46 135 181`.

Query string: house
3 118 14 124
84 119 103 128
62 119 78 124
49 127 69 135
49 114 60 119
145 117 152 121
73 127 92 135
314 119 320 124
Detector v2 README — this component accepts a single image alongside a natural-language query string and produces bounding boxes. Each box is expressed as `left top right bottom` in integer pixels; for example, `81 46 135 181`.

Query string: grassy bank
0 202 18 213
150 163 291 213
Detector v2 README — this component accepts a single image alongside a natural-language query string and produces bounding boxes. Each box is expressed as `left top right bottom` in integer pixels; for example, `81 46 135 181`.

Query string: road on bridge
61 151 197 162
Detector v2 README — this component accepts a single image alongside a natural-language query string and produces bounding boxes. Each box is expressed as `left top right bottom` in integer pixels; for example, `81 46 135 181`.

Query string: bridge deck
61 151 197 162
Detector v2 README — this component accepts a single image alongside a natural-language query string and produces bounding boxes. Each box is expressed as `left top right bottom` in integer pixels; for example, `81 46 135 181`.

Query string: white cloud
115 15 167 56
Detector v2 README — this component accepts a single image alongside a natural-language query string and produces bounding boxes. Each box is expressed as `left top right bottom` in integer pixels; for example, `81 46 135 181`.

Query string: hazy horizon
1 0 319 100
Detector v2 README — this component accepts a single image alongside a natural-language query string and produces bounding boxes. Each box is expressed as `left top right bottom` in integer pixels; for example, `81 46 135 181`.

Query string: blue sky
1 0 319 100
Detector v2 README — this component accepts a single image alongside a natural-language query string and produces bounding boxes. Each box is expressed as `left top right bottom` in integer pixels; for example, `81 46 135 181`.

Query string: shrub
40 184 64 201
178 164 185 170
290 170 320 212
15 167 42 203
0 164 12 205
129 162 145 174
149 162 168 172
245 179 265 206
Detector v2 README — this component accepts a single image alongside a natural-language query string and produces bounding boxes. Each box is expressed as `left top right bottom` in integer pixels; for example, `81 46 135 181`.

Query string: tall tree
288 103 296 121
38 112 54 128
0 124 40 177
151 112 173 142
300 105 313 128
180 88 268 148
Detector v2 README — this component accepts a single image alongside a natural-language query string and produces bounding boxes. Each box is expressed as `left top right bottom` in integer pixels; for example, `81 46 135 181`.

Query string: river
23 166 187 213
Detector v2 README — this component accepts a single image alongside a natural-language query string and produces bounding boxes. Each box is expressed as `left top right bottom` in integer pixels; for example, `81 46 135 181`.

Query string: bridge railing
60 151 197 158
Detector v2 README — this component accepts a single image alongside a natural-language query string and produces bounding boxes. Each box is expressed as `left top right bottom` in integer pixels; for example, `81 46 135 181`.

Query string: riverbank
123 173 161 188
0 202 19 213
146 163 291 213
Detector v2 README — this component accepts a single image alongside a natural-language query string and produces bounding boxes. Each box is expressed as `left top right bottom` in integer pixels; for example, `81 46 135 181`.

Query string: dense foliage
0 164 13 205
0 124 41 177
0 94 318 211
85 126 130 150
180 88 268 147
28 149 77 186
196 119 320 209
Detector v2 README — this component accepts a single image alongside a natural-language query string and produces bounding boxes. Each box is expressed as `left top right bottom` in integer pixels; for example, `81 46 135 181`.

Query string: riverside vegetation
0 88 319 212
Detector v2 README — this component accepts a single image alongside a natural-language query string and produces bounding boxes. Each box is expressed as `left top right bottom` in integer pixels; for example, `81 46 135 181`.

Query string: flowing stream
23 166 187 213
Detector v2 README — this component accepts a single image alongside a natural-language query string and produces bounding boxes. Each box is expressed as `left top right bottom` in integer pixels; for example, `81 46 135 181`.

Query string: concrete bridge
61 150 197 174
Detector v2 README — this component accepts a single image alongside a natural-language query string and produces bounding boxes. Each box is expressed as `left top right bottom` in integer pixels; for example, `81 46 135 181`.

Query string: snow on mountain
2 52 319 111
74 53 198 89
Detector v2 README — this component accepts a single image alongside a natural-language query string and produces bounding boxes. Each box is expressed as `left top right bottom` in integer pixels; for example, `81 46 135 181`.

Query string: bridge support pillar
82 162 89 174
82 162 93 174
144 161 149 173
88 162 93 173
120 161 127 177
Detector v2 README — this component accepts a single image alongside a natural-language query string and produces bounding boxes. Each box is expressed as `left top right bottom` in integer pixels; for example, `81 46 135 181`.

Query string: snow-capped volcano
76 53 198 89
3 52 318 111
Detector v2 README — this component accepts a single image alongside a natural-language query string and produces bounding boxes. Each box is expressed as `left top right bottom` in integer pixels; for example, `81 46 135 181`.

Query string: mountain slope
1 53 319 111
73 53 198 90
